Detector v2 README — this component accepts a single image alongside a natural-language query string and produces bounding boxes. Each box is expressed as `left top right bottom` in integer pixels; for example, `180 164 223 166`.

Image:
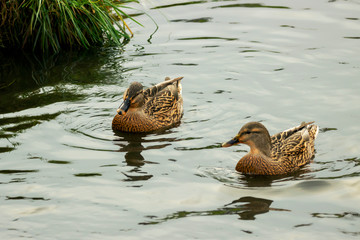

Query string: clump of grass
0 0 140 53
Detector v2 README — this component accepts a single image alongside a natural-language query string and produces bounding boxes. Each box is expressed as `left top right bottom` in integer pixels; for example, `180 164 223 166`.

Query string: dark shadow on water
0 170 39 184
0 48 128 114
311 211 360 236
170 17 212 23
177 36 238 41
139 196 290 225
151 1 207 9
201 166 312 188
0 169 38 174
74 173 102 177
225 196 290 220
240 175 282 187
312 212 360 219
6 196 50 201
319 127 338 133
0 47 130 154
312 156 360 179
238 168 312 187
113 132 148 168
113 130 178 182
211 3 290 9
113 131 172 165
0 112 62 154
113 131 154 182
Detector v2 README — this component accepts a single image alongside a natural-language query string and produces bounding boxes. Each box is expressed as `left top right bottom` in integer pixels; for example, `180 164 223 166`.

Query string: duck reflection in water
238 168 312 187
113 131 172 182
140 196 290 225
225 196 290 220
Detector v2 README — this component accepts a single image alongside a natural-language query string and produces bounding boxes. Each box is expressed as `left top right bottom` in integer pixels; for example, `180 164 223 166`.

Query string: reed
0 0 140 53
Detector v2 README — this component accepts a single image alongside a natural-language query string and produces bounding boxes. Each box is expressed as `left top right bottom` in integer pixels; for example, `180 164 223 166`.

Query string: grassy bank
0 0 139 53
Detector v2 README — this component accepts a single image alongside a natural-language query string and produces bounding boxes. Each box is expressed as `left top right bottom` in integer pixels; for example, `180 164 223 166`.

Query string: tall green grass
0 0 140 53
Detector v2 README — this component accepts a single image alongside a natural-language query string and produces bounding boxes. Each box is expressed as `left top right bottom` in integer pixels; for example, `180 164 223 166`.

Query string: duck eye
241 131 251 136
123 90 129 100
132 92 141 100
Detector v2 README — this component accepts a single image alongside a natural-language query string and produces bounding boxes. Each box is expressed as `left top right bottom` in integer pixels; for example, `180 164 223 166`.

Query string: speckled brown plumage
222 121 319 175
112 77 183 132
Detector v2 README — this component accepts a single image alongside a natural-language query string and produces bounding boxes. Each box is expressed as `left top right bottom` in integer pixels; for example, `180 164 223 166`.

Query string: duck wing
143 77 183 121
270 122 318 160
143 77 183 99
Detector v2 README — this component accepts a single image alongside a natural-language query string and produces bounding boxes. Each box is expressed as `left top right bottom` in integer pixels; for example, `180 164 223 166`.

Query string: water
1 0 360 238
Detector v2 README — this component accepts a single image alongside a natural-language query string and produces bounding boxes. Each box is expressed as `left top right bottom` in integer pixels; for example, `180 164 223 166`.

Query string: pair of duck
112 77 319 176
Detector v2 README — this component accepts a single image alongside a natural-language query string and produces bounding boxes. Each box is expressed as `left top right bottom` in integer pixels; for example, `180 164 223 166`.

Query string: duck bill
117 98 130 115
222 138 240 147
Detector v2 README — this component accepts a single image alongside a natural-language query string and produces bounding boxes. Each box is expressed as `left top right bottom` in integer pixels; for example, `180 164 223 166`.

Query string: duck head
222 122 272 156
117 82 144 115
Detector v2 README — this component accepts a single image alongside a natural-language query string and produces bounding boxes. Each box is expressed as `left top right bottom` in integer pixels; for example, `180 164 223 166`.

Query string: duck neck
248 138 271 157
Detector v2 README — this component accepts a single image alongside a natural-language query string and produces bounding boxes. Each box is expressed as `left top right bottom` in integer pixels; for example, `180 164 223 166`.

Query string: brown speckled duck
112 77 183 132
222 121 319 175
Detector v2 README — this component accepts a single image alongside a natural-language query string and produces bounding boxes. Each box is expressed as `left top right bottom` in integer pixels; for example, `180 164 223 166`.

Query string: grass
0 0 140 53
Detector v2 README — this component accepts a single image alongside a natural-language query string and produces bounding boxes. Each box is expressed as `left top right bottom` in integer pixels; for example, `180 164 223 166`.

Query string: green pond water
1 0 360 239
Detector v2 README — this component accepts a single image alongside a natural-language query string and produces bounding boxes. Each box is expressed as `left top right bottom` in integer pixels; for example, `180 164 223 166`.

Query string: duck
222 121 319 175
112 77 184 132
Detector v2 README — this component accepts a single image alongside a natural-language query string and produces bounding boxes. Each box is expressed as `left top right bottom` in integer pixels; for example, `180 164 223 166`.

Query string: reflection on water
113 131 176 182
74 173 102 177
0 113 61 154
151 1 207 10
238 171 311 188
0 170 38 185
311 211 360 237
211 3 290 9
201 166 312 187
0 48 127 113
1 0 360 238
114 132 149 167
139 196 289 225
170 17 212 23
312 212 360 219
114 132 154 182
0 170 38 174
225 196 290 220
6 196 50 201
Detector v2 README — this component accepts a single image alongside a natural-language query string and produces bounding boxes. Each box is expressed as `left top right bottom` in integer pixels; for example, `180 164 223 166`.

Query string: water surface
1 0 360 239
